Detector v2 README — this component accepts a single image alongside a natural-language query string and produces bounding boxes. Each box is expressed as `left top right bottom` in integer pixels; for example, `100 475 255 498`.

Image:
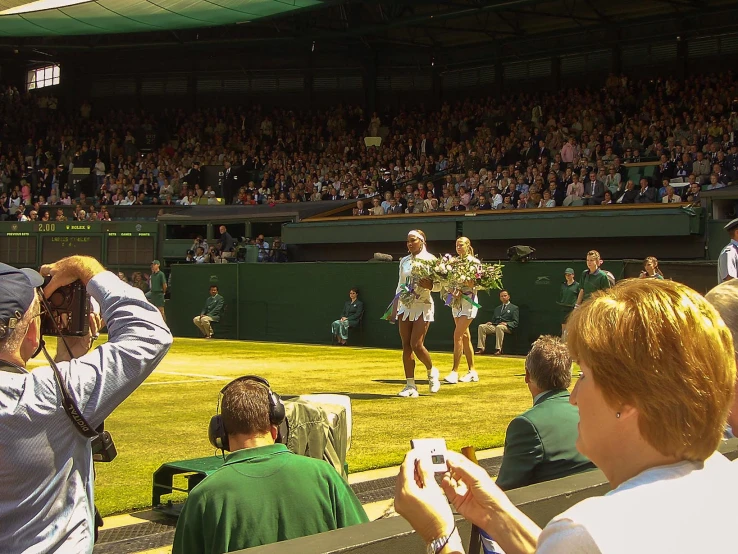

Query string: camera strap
0 344 99 439
39 340 99 439
38 293 100 439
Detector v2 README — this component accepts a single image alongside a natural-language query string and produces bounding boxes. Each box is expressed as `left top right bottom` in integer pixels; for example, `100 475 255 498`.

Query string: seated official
331 287 364 345
395 279 737 554
476 289 519 355
193 285 224 339
496 335 594 491
172 377 368 554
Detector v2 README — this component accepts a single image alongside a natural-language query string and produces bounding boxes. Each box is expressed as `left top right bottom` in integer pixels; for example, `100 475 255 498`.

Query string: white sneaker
398 385 419 398
443 371 459 384
428 367 441 393
459 370 479 383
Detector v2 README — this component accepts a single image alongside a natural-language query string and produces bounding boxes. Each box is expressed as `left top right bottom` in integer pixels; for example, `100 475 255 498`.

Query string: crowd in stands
1 72 737 222
183 230 287 264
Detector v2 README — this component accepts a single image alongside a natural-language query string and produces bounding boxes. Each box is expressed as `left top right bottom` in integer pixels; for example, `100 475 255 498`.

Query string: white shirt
717 239 738 283
537 452 736 554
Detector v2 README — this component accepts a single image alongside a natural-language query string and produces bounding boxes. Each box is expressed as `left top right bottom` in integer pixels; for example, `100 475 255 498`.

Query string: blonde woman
396 279 736 553
393 229 442 398
444 237 480 384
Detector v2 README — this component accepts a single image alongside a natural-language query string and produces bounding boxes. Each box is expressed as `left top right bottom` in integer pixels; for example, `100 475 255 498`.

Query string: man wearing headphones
0 256 172 553
172 376 368 554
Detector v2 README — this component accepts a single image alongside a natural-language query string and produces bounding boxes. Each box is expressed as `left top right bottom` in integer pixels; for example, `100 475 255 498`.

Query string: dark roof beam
321 0 545 39
506 9 602 25
494 11 524 36
582 0 613 24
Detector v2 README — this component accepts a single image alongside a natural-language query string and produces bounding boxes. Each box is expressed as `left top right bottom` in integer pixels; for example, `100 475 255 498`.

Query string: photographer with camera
0 255 172 553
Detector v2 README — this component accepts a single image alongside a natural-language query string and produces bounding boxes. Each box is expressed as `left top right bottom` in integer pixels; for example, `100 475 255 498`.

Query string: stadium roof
1 0 738 67
0 0 324 37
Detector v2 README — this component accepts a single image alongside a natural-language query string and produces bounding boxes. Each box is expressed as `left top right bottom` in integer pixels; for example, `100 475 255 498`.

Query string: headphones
208 375 285 452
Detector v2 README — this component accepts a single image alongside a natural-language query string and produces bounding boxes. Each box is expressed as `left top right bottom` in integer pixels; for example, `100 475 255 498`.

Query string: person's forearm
480 497 542 554
61 272 173 427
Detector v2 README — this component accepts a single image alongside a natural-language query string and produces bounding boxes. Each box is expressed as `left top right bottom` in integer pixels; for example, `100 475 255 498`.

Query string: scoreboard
0 221 157 269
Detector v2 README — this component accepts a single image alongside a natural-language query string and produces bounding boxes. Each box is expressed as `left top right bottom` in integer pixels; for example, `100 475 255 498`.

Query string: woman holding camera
443 237 479 385
395 279 736 553
331 288 364 345
392 229 441 398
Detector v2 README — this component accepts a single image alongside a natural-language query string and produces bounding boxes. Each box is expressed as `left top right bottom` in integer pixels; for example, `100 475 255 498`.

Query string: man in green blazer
496 335 594 490
193 284 224 338
476 289 519 354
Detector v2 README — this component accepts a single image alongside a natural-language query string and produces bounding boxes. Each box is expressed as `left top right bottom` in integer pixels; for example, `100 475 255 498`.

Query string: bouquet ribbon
381 283 419 320
445 291 482 309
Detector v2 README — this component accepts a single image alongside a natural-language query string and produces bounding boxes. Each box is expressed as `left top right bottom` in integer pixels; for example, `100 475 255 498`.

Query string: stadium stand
1 72 737 225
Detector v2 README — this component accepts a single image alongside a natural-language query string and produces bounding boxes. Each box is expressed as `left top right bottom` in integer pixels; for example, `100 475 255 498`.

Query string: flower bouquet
380 256 443 322
441 257 504 310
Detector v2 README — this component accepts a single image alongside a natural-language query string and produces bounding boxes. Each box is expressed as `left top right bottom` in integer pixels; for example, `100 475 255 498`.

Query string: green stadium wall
167 260 627 355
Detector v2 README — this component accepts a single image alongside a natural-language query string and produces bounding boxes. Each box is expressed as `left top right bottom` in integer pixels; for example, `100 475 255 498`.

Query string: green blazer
495 389 594 491
341 299 364 328
201 294 224 322
491 302 519 330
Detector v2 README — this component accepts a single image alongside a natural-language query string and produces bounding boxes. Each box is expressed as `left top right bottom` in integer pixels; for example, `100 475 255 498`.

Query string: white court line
143 378 230 386
156 371 233 380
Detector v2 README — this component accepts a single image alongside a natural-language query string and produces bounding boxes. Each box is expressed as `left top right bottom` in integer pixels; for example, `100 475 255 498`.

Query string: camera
411 438 448 473
40 278 91 337
92 429 118 463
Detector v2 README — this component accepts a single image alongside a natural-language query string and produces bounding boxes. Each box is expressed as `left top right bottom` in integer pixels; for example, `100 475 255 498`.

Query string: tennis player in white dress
443 237 480 384
394 229 442 398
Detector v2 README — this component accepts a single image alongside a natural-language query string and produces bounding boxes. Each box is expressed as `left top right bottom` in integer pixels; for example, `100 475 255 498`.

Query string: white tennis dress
449 255 480 319
396 249 439 322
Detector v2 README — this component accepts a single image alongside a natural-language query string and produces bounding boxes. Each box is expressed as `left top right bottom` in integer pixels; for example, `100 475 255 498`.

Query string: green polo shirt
580 269 611 301
172 444 368 554
149 270 166 294
559 280 580 307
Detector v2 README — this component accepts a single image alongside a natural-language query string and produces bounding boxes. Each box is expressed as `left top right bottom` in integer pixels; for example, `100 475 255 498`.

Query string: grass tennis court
33 337 533 516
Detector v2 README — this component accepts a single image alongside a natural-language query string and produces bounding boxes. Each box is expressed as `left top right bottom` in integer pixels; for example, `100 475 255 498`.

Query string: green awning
0 0 322 36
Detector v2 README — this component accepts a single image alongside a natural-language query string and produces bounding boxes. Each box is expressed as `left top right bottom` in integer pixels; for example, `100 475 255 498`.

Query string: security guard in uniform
717 217 738 283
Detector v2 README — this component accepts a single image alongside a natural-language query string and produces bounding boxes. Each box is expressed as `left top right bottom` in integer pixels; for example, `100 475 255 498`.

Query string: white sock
406 378 416 387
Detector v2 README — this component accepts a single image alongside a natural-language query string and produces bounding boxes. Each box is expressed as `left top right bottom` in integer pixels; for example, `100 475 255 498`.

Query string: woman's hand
418 277 434 290
440 451 512 531
394 450 455 544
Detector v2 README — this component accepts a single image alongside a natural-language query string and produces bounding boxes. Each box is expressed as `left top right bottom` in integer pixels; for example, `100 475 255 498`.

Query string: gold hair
456 236 474 258
567 279 735 462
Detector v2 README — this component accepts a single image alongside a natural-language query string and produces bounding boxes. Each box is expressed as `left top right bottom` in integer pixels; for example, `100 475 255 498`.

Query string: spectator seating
1 71 736 226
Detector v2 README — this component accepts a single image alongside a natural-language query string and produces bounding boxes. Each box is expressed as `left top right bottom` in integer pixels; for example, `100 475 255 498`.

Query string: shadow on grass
281 392 399 400
372 379 430 386
323 391 399 400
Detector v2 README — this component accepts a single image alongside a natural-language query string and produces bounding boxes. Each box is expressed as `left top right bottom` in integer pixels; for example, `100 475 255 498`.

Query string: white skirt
397 298 435 322
451 294 479 319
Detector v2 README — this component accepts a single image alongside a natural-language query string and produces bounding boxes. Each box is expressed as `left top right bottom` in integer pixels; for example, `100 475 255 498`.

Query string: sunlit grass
33 337 530 516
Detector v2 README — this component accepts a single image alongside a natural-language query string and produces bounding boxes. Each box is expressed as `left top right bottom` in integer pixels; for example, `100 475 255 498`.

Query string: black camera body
41 279 91 337
92 430 118 463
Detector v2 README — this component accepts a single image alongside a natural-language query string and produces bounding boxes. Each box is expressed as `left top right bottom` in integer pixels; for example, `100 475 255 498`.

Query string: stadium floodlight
1 0 91 16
